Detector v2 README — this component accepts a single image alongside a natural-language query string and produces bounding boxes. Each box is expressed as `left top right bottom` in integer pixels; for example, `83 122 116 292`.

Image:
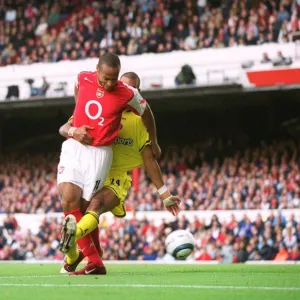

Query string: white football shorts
57 138 113 201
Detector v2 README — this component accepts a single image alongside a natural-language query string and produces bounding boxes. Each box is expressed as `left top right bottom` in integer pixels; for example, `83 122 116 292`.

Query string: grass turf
0 263 299 300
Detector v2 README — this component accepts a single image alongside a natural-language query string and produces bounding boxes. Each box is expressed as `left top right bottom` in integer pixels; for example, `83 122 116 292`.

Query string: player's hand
73 125 94 145
163 195 181 216
151 142 161 159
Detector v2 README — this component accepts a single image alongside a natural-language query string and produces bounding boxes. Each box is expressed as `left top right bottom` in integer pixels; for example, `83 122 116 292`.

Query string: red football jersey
73 71 146 146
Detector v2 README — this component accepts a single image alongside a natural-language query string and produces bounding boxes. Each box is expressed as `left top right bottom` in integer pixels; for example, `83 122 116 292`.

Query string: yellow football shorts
104 170 132 218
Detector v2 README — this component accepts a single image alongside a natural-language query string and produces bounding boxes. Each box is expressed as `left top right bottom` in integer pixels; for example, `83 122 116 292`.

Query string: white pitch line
0 275 67 279
0 283 299 291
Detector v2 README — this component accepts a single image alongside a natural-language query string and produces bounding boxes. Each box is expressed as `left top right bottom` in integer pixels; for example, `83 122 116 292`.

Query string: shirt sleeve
126 86 147 116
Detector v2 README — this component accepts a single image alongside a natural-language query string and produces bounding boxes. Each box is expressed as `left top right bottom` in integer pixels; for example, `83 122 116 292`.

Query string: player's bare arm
141 103 161 159
59 119 72 138
59 120 94 145
141 145 180 216
120 72 160 158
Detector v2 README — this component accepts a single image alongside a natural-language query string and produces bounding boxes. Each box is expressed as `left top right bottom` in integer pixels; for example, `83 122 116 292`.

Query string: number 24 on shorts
111 178 120 186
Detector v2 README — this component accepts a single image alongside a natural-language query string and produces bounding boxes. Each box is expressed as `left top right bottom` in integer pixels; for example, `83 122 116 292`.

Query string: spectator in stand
35 17 48 37
197 0 207 17
289 246 300 260
283 226 298 248
47 4 61 26
184 30 198 50
261 52 272 63
3 214 18 231
196 246 212 261
276 51 287 63
5 6 17 22
245 30 257 45
175 64 196 86
273 50 293 66
274 243 289 261
1 43 16 64
277 4 290 26
26 77 50 97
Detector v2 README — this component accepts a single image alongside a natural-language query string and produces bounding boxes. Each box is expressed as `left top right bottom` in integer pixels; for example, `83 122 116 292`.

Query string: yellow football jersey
111 110 150 172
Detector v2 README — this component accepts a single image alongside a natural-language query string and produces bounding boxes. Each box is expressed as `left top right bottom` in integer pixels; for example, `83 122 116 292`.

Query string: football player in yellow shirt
59 72 180 275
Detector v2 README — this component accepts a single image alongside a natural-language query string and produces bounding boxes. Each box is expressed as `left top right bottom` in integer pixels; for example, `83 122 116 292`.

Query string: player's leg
69 189 120 275
76 188 120 240
57 139 85 263
60 197 98 274
70 174 129 275
58 182 82 257
76 145 113 235
76 172 129 239
58 182 83 213
80 198 103 257
58 141 110 274
69 145 113 275
58 193 88 274
89 188 121 215
60 190 106 274
58 182 98 268
61 195 107 271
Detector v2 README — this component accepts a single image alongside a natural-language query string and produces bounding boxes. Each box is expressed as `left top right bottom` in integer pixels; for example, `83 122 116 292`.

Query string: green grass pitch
0 263 299 300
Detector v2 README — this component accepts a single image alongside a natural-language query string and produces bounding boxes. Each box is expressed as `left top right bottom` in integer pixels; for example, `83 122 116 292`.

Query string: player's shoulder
114 81 135 96
78 71 97 80
78 71 96 76
118 81 134 90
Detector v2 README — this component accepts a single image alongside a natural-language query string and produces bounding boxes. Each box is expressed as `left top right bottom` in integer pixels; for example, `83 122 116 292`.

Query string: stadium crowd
0 139 300 214
1 212 299 262
0 214 63 260
1 0 299 66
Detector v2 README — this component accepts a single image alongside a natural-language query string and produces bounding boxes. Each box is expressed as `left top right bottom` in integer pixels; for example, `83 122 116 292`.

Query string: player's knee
106 196 120 211
58 183 82 211
87 198 105 215
61 196 81 212
88 188 118 215
95 197 120 216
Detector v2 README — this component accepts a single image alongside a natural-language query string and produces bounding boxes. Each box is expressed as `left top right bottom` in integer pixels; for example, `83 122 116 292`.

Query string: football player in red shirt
57 53 160 275
59 72 180 275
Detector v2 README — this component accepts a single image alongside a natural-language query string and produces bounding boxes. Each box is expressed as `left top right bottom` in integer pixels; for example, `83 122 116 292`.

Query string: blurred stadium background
1 0 300 264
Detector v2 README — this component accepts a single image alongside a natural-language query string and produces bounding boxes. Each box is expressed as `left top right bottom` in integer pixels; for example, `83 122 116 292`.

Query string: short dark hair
121 72 140 89
98 53 121 68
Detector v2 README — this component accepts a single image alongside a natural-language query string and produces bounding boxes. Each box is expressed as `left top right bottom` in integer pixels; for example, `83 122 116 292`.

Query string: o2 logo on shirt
85 100 104 126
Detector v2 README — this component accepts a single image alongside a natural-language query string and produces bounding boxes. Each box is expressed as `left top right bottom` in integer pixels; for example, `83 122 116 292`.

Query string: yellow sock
76 211 99 241
66 244 79 265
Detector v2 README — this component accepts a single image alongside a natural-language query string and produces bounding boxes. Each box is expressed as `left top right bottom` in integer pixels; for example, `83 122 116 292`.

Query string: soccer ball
165 230 195 260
